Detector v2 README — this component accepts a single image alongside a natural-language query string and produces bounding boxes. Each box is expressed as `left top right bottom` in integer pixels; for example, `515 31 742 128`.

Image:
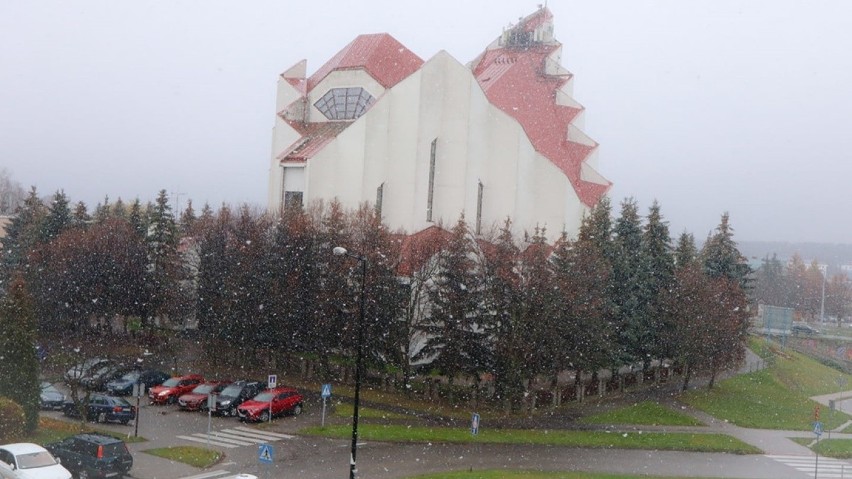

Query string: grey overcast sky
1 1 851 243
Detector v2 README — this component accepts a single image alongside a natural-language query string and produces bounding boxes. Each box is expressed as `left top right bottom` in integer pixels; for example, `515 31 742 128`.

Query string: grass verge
580 401 702 427
300 424 760 454
407 471 736 479
332 403 412 420
682 339 852 430
142 446 222 468
27 417 147 445
791 438 852 459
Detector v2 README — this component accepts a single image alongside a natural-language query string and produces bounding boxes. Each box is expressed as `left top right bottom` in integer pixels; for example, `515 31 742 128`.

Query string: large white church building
267 8 610 241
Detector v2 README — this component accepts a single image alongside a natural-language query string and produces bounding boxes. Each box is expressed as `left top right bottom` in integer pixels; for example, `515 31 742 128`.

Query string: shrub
0 397 26 443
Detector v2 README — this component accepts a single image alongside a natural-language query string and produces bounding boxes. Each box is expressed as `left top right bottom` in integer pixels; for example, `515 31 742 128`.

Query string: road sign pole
133 383 141 438
322 396 327 427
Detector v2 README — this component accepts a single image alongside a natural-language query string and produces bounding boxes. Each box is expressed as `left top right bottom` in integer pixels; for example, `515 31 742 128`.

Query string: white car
0 460 22 479
0 444 71 479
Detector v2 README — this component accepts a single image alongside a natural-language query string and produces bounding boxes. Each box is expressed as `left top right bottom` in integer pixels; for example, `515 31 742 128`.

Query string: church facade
267 8 610 241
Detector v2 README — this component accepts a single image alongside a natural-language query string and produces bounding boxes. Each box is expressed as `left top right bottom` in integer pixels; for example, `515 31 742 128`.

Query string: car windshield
220 385 243 397
253 392 274 402
192 384 214 394
120 371 140 382
16 451 57 469
111 397 131 407
161 378 180 387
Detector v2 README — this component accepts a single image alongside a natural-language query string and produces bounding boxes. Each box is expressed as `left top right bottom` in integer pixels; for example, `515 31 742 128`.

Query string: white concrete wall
274 53 592 242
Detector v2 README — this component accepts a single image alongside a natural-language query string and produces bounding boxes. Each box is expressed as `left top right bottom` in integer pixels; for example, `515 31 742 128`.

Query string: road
41 394 850 479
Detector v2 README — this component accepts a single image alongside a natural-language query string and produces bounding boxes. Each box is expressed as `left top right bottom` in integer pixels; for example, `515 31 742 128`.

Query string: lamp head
333 246 348 256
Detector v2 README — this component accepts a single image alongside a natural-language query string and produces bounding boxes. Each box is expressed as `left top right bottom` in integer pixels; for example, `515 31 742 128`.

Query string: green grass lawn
332 404 412 420
682 340 852 430
791 437 852 459
580 401 703 427
300 424 760 454
406 471 739 479
142 446 222 468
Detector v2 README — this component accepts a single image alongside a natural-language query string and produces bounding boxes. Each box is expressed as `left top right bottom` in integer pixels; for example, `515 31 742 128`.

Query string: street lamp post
332 246 366 479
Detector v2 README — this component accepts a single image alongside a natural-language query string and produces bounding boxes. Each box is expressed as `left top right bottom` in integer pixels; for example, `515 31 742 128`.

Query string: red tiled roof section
278 122 350 163
472 36 611 207
307 33 424 92
395 225 451 276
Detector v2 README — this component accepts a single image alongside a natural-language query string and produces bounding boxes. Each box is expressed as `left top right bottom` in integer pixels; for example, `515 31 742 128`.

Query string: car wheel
97 412 107 423
167 395 177 405
260 411 270 422
120 419 130 425
291 404 302 416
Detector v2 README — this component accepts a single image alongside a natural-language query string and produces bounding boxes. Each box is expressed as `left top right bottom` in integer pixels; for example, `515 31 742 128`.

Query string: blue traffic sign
471 413 480 436
258 443 274 464
813 421 823 437
321 383 332 398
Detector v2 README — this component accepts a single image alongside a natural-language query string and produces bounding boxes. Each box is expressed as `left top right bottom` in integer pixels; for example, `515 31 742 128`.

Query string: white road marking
175 435 238 448
766 454 852 478
176 469 233 479
232 426 294 439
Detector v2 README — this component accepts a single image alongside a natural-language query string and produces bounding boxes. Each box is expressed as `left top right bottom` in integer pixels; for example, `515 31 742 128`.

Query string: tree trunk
681 363 692 392
575 370 584 403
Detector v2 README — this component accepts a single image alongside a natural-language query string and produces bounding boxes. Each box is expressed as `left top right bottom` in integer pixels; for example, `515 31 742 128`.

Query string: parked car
39 383 66 411
81 363 131 391
62 394 136 425
105 369 170 396
147 374 204 405
63 358 113 384
791 323 820 336
236 387 303 422
0 443 71 479
212 380 267 417
177 381 229 412
45 433 133 479
0 461 21 479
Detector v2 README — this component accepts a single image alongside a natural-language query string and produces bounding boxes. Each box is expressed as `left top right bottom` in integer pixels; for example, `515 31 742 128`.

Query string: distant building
267 8 610 241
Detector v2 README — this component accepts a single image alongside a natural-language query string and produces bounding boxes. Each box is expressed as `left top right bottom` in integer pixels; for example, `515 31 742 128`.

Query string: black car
40 382 66 410
212 380 267 417
64 358 113 384
46 433 133 479
105 369 170 396
62 394 136 425
82 363 131 391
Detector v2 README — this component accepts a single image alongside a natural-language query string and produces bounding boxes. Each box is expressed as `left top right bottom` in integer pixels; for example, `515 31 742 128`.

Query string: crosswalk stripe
177 470 232 479
222 428 291 441
766 454 852 478
208 431 267 444
232 426 294 439
176 435 239 448
192 433 256 446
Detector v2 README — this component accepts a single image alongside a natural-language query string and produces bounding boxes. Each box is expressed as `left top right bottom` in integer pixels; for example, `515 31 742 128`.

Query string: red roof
471 12 611 207
307 33 424 92
278 121 350 163
395 226 450 276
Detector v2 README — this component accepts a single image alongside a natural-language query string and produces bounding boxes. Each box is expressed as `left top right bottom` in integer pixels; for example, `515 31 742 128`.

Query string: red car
148 374 204 405
178 381 229 411
236 387 303 422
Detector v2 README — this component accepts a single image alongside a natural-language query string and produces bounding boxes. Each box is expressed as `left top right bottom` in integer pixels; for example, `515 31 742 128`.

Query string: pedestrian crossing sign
322 383 332 398
258 443 274 464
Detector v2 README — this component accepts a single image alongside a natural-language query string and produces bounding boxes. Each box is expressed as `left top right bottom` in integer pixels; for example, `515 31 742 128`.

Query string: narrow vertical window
476 180 484 235
427 138 437 222
375 182 384 218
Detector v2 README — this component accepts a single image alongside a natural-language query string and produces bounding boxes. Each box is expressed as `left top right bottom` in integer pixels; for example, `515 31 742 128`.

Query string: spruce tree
0 276 40 432
701 212 751 289
418 215 490 390
71 201 91 228
40 190 72 242
611 198 651 367
0 187 46 287
641 200 674 363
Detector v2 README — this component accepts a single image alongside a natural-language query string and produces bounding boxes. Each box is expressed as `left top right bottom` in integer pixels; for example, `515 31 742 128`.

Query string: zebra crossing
767 454 852 478
178 471 257 479
176 426 293 449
